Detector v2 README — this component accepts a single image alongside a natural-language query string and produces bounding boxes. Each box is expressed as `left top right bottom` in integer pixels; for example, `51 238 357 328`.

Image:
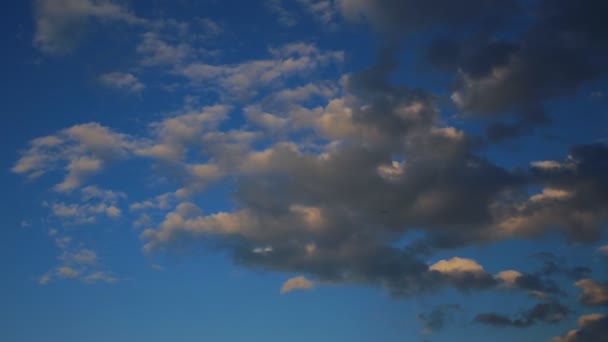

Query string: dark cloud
553 315 608 342
528 143 608 241
337 0 519 34
531 252 592 280
138 49 608 299
418 304 461 334
484 108 550 143
474 301 570 328
446 0 608 116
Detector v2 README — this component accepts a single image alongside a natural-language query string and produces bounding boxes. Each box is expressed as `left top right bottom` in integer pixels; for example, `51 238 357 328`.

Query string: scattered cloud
266 0 297 27
99 72 145 93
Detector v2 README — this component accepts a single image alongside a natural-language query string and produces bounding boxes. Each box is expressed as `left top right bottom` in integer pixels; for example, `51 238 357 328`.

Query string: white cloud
429 257 485 275
99 72 145 93
12 123 135 192
137 31 194 66
266 0 297 27
178 43 343 98
57 266 80 278
82 271 118 284
495 270 523 287
280 276 315 294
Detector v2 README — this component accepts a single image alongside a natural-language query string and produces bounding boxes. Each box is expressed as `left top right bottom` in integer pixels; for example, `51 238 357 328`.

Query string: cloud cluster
16 47 608 297
39 229 118 285
13 123 135 192
17 1 608 315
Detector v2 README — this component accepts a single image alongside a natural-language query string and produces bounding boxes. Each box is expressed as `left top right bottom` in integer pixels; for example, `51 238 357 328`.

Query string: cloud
266 0 298 27
12 123 135 192
33 0 145 54
552 314 608 342
575 279 608 306
296 0 337 27
418 304 461 334
429 257 497 290
43 186 125 225
15 42 608 301
99 72 145 93
177 42 343 98
440 1 608 122
57 266 80 278
60 249 98 265
336 0 518 33
280 276 315 294
38 231 118 285
82 271 118 284
137 31 195 66
474 301 570 328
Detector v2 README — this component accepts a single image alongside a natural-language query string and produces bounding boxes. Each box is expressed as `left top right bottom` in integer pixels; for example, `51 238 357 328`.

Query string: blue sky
2 1 608 341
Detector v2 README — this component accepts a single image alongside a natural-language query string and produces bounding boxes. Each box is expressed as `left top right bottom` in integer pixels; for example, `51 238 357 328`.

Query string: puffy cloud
99 72 145 93
57 266 80 278
429 257 496 290
495 270 523 287
16 39 608 302
576 279 608 306
33 0 145 54
552 314 608 342
429 257 484 274
280 276 315 294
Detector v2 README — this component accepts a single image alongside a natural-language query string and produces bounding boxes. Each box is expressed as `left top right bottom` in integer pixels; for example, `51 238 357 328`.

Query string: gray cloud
443 1 608 120
336 0 519 34
34 0 146 54
474 301 570 328
552 314 608 342
418 304 461 334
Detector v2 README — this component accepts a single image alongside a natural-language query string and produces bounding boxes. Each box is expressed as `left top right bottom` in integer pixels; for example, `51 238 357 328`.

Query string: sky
2 1 608 341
